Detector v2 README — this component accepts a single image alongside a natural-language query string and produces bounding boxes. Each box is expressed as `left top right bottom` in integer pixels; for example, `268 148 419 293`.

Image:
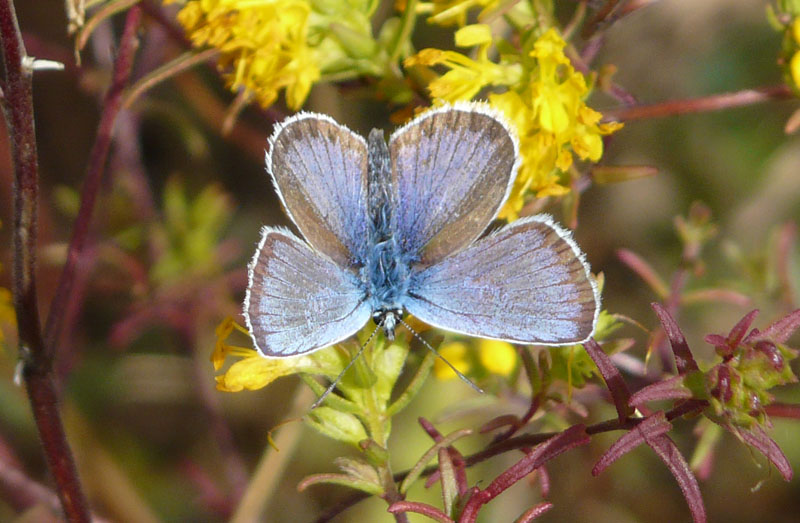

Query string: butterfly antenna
310 325 381 409
397 317 484 394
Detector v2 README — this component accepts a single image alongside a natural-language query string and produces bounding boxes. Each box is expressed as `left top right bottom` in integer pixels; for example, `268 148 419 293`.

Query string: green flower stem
357 348 407 521
388 0 418 69
122 48 219 110
230 384 316 523
399 428 472 494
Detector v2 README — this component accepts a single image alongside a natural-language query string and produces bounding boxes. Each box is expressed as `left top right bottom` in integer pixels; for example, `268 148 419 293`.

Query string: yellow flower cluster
406 27 622 218
172 0 320 110
212 317 337 391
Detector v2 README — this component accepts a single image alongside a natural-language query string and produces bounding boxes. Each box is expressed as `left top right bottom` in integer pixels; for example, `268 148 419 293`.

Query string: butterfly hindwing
245 227 371 357
405 216 599 345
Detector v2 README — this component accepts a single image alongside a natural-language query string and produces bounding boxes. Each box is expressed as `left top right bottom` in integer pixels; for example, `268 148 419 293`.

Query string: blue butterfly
244 102 599 358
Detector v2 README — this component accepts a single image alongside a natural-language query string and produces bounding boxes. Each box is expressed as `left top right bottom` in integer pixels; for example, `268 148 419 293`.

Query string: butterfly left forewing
268 114 369 267
404 216 599 345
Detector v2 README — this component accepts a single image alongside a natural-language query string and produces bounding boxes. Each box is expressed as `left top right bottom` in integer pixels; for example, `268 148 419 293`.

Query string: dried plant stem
0 0 91 520
43 6 142 355
230 385 315 523
603 85 794 122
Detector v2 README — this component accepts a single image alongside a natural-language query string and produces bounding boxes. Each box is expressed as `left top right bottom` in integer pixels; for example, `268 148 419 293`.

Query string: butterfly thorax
361 129 412 338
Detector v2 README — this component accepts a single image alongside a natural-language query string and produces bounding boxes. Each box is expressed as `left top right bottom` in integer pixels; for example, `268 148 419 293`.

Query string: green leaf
371 341 409 407
297 473 384 495
334 456 381 487
438 448 458 518
387 351 435 417
306 407 368 446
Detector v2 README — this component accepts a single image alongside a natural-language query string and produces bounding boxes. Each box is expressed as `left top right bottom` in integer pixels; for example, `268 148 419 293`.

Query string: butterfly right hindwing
404 216 599 345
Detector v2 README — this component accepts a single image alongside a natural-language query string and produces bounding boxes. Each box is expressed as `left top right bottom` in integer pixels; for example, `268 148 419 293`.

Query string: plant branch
43 6 142 356
0 0 91 520
602 85 794 122
314 416 644 522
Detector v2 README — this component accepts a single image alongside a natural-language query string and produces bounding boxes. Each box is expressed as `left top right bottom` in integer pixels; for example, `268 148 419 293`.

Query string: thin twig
231 385 315 523
602 85 795 122
43 6 143 357
0 0 91 520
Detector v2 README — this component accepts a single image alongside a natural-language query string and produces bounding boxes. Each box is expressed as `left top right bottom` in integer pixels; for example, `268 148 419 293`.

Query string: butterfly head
373 308 403 340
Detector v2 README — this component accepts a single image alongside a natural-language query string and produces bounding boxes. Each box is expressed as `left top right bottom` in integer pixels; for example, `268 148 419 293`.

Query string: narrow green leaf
297 473 383 495
438 448 457 518
400 428 472 494
387 351 435 417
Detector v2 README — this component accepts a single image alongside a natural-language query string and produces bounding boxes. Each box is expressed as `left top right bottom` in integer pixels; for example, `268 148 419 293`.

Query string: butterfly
244 102 599 358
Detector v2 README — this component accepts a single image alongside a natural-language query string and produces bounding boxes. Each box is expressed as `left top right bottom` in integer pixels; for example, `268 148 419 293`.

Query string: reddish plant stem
603 85 794 122
43 6 142 356
0 0 91 520
582 0 623 39
765 403 800 419
0 448 61 514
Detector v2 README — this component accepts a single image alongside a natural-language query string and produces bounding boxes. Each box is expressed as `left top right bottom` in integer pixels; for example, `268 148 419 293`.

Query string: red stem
603 85 794 122
0 0 92 520
43 6 142 356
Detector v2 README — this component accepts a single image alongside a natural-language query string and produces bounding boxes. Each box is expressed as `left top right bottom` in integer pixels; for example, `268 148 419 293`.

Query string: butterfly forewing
268 114 369 267
245 227 371 357
405 216 599 345
389 102 518 265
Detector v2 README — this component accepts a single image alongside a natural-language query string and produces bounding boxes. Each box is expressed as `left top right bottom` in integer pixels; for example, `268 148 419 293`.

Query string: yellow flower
791 51 800 91
478 339 517 376
211 317 338 392
211 316 253 371
433 341 471 380
494 30 621 218
216 351 328 392
419 0 505 27
404 25 519 103
173 0 320 110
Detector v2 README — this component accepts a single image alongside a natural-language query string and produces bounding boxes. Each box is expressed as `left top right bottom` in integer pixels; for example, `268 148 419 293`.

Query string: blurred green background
1 0 799 521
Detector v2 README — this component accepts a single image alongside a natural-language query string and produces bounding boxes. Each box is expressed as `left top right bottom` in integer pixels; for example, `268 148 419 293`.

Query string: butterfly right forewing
388 102 519 265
